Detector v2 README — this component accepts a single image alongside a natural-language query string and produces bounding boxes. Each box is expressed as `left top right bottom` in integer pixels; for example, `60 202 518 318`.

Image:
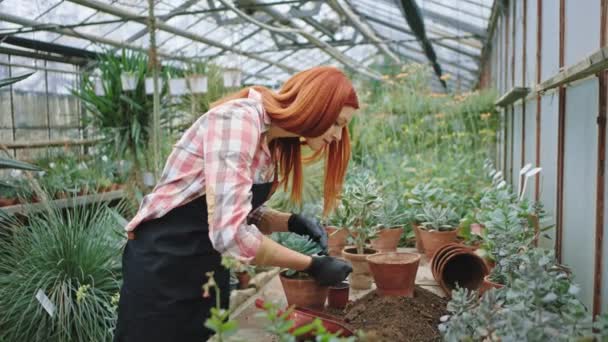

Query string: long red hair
212 66 359 216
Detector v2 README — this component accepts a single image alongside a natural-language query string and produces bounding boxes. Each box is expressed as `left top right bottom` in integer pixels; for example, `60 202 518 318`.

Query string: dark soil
324 286 448 342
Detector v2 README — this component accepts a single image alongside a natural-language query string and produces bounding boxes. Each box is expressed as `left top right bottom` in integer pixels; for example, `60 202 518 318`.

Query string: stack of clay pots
431 243 489 296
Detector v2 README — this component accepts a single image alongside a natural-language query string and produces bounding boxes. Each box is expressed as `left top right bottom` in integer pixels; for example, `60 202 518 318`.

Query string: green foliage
176 62 230 125
0 71 34 88
416 203 460 232
203 272 238 342
0 201 124 341
271 233 323 277
259 300 358 342
338 171 384 254
73 50 170 171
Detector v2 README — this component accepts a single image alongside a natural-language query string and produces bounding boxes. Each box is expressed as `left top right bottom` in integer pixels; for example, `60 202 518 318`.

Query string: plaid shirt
126 89 274 261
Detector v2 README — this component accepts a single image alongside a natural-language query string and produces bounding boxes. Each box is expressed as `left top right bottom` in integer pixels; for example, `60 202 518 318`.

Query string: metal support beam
359 13 481 61
0 12 191 63
219 0 382 80
67 0 296 73
327 0 401 64
421 7 487 38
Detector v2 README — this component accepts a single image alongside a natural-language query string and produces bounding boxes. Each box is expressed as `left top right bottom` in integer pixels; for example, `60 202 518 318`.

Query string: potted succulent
221 256 256 290
272 232 328 309
339 174 382 290
323 204 350 257
416 203 461 258
406 183 445 253
370 201 409 252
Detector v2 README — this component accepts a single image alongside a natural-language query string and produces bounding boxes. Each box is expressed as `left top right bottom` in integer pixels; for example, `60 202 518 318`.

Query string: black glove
287 214 328 255
305 256 353 286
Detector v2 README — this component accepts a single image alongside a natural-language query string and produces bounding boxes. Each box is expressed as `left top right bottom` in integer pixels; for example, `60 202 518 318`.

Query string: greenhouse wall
483 0 608 313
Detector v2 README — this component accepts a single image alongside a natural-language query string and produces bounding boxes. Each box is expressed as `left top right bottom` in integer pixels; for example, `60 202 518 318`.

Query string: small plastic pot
327 281 350 310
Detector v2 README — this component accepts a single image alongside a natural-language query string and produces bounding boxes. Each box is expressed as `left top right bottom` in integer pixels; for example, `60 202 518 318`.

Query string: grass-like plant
0 200 125 341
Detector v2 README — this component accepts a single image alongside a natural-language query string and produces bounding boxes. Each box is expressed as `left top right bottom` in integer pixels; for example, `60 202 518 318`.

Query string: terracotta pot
0 197 13 207
470 223 485 236
325 226 348 257
480 274 505 295
370 227 403 252
413 224 424 253
433 246 489 296
55 191 68 199
341 246 378 290
431 243 465 278
418 227 459 258
327 281 350 310
367 252 421 297
279 271 328 310
236 271 251 290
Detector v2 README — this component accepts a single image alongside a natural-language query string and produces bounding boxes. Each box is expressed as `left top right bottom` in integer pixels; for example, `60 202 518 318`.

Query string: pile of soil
338 286 448 342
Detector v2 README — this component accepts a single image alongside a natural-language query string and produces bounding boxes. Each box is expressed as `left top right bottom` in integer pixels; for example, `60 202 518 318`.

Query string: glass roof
0 0 495 90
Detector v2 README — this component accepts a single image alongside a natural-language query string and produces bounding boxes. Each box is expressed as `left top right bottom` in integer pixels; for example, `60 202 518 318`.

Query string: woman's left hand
287 214 328 254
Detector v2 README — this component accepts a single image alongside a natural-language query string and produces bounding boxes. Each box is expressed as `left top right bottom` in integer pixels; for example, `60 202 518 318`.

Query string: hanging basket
120 72 138 91
168 78 188 96
223 68 242 88
188 75 208 94
145 77 164 95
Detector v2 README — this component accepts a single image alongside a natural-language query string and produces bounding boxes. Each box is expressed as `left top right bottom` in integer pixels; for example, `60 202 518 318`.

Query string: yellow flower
440 73 452 81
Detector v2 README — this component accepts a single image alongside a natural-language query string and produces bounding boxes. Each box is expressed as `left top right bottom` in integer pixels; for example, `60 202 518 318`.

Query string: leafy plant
73 50 170 175
0 200 124 341
339 172 384 254
416 203 460 232
272 232 323 277
203 271 238 342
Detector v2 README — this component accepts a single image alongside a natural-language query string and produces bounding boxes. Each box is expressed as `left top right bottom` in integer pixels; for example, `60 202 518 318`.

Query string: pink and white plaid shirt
126 88 274 261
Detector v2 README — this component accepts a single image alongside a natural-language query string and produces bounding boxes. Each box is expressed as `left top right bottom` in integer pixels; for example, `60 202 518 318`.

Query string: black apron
114 182 273 342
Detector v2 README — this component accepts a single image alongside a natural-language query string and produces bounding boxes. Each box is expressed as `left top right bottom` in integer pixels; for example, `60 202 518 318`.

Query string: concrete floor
227 248 444 340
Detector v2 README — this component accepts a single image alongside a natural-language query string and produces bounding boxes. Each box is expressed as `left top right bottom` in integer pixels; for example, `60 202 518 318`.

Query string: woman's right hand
305 256 352 286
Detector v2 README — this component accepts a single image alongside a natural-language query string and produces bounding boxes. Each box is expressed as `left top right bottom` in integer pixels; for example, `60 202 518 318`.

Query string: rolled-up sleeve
201 105 263 261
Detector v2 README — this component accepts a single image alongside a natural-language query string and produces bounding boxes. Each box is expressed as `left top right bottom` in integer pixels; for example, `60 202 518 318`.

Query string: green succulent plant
271 232 323 277
416 203 460 232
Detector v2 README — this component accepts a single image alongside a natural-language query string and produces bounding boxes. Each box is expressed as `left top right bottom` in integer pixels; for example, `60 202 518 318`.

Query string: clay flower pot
327 281 350 310
432 244 489 296
341 246 378 290
279 271 328 310
325 226 348 257
413 224 424 252
431 243 465 278
370 227 403 252
0 197 13 207
236 271 251 290
418 227 459 258
480 274 505 295
366 252 421 297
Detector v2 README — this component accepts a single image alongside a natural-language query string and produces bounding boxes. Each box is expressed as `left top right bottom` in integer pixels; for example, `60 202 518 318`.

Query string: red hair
212 66 359 216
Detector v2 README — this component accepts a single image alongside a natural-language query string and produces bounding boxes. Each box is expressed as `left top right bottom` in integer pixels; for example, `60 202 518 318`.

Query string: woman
114 66 357 341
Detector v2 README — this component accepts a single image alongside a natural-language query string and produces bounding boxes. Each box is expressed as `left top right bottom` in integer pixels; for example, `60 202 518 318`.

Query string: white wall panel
563 78 599 309
512 104 523 188
564 0 600 67
540 0 560 81
514 0 524 87
538 91 559 249
525 0 538 87
523 99 537 200
505 107 513 182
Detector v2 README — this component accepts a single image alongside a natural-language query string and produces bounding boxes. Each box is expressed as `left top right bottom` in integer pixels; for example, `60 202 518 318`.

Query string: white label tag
36 289 55 317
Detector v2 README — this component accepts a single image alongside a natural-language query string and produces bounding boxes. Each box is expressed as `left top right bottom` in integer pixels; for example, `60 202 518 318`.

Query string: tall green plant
0 201 124 341
73 50 169 171
177 62 229 125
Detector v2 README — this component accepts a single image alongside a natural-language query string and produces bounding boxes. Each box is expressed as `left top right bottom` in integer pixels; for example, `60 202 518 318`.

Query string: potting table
0 190 125 215
224 248 445 340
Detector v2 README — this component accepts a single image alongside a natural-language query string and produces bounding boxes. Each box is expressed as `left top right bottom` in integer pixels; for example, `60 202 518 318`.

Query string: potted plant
221 256 256 290
370 201 409 252
416 203 461 258
339 174 382 290
323 204 350 257
406 183 445 253
272 232 328 309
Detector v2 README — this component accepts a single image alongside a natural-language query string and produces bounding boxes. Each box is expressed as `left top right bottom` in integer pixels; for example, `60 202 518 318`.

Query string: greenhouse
0 0 606 341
